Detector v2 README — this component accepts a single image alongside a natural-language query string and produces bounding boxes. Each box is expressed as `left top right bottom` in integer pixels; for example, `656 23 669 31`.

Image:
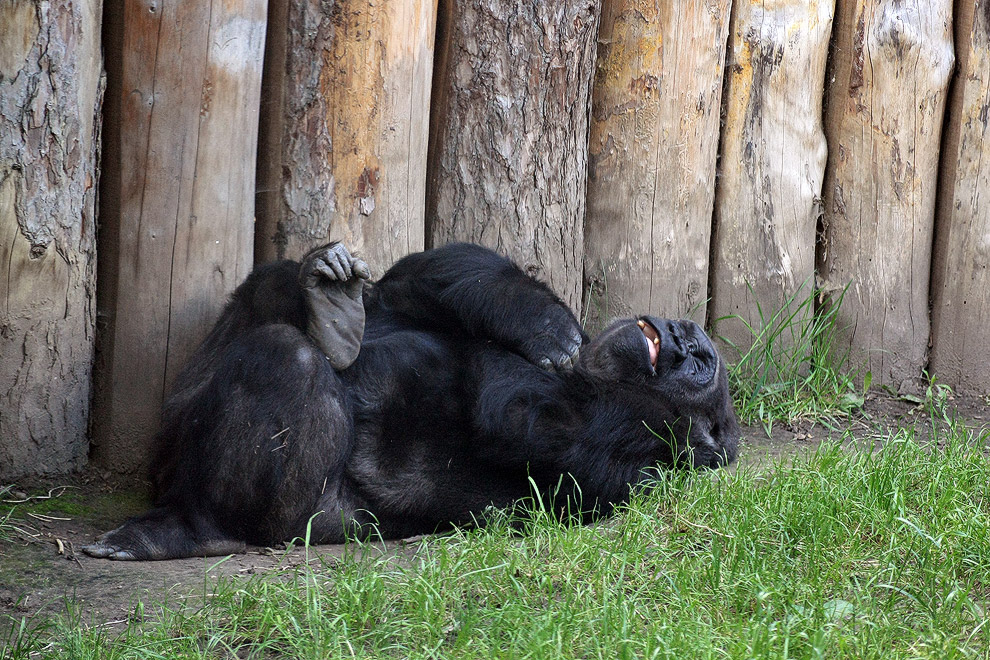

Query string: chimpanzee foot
299 243 372 370
82 507 245 561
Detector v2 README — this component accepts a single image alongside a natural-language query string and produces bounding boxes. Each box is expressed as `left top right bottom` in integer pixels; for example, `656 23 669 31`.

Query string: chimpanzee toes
300 243 372 290
81 540 142 561
352 258 371 280
80 541 113 558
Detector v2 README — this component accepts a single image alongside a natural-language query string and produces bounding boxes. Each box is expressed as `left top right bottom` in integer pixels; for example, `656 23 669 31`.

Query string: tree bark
0 0 103 480
92 0 266 474
255 0 438 277
709 0 834 357
819 0 953 388
583 0 731 330
930 0 990 395
427 0 602 311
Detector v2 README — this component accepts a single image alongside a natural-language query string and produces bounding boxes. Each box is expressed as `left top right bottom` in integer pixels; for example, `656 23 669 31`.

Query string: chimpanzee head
579 317 740 469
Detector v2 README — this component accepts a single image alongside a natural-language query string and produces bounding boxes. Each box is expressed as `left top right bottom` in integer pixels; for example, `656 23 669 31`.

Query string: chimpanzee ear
302 281 365 370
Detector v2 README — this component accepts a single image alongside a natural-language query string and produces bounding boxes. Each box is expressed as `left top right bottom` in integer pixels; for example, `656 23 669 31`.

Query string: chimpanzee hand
299 243 371 370
515 302 584 371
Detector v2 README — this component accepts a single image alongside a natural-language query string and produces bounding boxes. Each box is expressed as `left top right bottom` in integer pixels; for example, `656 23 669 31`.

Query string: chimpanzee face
581 317 739 468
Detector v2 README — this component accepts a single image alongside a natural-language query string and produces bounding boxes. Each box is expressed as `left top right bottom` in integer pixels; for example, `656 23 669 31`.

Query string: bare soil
2 393 986 634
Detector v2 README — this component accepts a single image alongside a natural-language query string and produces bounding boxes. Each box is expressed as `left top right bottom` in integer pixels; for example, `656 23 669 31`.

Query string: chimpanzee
84 243 739 560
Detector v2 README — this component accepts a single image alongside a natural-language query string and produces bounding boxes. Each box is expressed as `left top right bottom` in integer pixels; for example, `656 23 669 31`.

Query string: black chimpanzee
84 243 739 560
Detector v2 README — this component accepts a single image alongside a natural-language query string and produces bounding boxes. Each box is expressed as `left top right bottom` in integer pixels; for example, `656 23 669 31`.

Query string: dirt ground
2 393 987 635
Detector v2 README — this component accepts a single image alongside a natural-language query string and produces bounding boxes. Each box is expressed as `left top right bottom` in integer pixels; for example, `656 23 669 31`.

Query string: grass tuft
716 281 866 433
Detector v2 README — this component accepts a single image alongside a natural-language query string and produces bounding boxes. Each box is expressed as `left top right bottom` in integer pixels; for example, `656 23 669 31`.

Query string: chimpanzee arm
469 352 655 511
369 243 585 370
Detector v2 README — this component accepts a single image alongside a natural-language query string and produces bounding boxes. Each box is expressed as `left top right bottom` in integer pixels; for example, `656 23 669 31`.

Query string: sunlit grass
5 417 988 659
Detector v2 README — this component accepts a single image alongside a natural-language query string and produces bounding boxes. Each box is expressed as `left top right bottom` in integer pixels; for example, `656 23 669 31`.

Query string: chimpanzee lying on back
84 243 739 560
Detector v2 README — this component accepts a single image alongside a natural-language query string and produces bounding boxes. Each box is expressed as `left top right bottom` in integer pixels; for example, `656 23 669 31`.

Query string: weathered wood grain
427 0 602 311
255 0 437 277
583 0 731 330
820 0 953 387
930 0 990 395
0 0 103 479
92 0 266 473
710 0 834 357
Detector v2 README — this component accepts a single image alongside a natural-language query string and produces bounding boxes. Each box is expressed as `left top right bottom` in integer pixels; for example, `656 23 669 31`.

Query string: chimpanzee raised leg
83 245 368 560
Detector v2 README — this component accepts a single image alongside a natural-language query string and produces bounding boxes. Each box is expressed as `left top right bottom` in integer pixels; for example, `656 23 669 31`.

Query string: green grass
5 419 989 659
717 282 867 433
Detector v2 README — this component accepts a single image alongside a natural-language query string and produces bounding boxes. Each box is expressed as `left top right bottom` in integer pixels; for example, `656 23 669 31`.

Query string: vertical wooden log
427 0 602 311
0 0 103 479
820 0 953 388
583 0 732 330
255 0 438 277
710 0 834 356
92 0 266 473
930 0 990 395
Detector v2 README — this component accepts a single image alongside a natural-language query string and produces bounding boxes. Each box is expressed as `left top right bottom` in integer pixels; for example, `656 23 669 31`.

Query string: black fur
84 243 739 560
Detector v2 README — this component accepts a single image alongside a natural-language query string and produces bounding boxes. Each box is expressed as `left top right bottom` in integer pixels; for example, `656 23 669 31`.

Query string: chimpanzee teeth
653 337 659 345
637 320 646 329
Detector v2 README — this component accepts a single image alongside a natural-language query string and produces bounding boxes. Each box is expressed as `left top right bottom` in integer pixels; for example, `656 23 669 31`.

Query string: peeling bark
930 0 990 395
583 0 731 330
427 0 602 311
256 0 438 277
0 0 103 480
820 0 953 387
710 0 834 357
91 0 266 474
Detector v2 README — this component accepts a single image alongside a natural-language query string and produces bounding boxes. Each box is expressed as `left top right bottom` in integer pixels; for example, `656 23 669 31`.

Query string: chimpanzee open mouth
637 319 661 367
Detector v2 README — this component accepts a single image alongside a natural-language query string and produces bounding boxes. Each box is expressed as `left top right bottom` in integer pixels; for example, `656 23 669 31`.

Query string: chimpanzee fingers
526 323 583 371
557 345 581 371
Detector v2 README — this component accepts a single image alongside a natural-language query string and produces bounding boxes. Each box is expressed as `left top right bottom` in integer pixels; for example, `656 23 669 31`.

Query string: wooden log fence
255 0 437 276
584 0 731 330
930 0 990 395
2 0 988 479
0 0 103 479
710 0 834 360
90 0 266 473
426 0 601 310
820 0 954 388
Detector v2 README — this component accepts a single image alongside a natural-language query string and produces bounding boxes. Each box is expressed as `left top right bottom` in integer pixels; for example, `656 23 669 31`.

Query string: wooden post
583 0 732 330
930 0 990 395
255 0 438 276
92 0 267 474
427 0 602 311
819 0 954 388
709 0 834 357
0 0 103 479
